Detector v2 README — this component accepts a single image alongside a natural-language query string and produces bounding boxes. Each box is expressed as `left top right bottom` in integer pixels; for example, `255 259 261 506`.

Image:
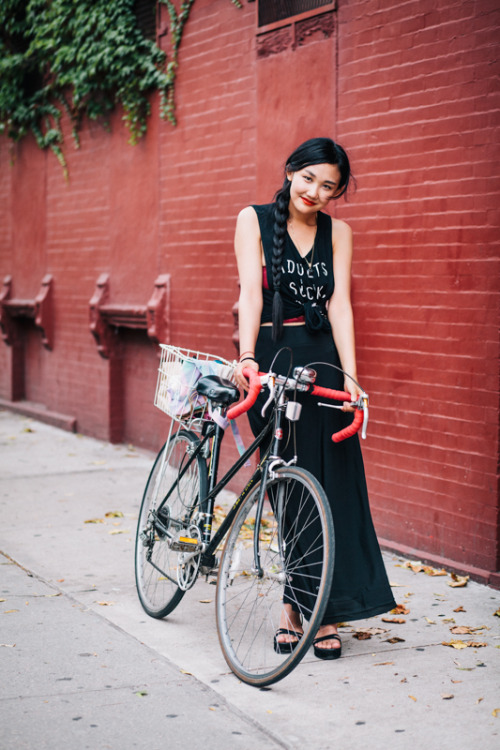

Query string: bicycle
135 344 369 687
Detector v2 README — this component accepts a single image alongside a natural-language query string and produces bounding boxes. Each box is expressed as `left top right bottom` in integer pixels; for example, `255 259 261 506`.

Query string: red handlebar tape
331 408 364 443
227 371 364 443
226 368 262 420
310 384 363 443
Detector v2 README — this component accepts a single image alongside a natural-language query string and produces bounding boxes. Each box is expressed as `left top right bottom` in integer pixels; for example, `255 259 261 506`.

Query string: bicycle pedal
169 534 203 553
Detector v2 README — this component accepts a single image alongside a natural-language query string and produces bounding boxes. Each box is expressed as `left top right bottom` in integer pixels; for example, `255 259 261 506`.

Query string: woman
233 137 396 659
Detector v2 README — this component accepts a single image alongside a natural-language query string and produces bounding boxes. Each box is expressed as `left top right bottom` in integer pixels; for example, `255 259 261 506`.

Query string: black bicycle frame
154 389 291 576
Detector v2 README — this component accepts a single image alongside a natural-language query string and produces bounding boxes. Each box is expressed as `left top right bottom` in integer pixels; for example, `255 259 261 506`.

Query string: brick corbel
89 273 170 359
0 274 54 350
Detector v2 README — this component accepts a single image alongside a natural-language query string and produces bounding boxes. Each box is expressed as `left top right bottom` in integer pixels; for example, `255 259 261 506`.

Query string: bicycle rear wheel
216 466 334 687
135 429 208 619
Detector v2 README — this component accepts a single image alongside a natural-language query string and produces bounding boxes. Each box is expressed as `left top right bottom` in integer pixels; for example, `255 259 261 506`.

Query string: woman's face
287 163 341 216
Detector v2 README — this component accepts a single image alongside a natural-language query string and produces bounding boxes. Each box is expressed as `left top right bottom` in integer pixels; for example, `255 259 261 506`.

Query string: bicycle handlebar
226 368 262 420
226 368 368 443
309 384 365 443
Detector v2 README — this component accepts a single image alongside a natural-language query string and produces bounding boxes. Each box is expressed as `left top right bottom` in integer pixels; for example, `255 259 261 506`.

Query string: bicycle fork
252 389 291 578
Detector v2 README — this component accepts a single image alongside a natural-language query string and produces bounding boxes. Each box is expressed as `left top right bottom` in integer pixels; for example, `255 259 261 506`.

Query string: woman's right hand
235 358 259 391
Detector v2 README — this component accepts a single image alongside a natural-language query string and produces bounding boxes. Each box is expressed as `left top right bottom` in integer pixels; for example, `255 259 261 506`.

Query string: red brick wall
335 0 500 574
0 0 498 579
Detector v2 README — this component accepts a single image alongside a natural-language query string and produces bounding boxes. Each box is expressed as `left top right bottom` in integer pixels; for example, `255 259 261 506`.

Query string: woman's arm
327 219 361 405
234 206 263 389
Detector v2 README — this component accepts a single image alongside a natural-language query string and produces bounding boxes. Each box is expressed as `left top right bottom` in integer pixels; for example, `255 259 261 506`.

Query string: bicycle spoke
135 430 207 618
216 466 334 687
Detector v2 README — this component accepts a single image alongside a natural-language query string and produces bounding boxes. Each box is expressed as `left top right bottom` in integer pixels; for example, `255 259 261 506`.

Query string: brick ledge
0 399 77 433
379 536 499 590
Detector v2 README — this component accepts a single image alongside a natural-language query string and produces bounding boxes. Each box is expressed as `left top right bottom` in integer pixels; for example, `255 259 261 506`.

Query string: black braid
271 179 291 341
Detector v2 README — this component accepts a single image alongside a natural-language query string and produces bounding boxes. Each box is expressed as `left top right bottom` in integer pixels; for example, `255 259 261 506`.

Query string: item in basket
158 358 204 416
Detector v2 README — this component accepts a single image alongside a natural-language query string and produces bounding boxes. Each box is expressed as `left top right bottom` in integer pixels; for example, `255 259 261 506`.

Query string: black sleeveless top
252 203 335 332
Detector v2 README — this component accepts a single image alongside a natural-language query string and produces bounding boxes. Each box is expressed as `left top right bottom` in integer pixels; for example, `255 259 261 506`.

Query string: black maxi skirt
247 325 396 624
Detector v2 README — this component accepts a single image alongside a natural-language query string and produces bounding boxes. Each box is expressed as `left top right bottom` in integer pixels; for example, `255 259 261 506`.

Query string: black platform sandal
313 633 342 660
273 628 303 654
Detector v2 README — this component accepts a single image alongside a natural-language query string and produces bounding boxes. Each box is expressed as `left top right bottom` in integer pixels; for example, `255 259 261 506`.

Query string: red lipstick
301 197 315 206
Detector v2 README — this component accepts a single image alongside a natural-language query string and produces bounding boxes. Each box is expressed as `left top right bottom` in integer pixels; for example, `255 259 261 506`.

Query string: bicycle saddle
196 375 240 406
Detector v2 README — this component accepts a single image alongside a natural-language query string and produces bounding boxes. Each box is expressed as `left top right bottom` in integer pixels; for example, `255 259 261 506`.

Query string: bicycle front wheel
216 466 334 687
135 429 208 619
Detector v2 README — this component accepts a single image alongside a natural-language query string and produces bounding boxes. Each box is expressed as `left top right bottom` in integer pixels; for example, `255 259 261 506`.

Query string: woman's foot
274 604 303 650
313 624 342 660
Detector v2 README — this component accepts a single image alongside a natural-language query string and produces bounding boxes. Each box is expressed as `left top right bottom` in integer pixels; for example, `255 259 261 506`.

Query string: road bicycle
134 344 369 687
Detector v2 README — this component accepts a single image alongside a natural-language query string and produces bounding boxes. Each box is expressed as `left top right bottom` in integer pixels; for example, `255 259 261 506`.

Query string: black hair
271 137 352 341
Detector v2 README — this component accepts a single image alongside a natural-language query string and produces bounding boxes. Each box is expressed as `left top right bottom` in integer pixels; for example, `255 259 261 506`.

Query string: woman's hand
342 376 361 412
235 358 259 391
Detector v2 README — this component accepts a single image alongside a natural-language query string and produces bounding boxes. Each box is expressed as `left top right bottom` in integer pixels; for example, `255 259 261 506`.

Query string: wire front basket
154 344 236 430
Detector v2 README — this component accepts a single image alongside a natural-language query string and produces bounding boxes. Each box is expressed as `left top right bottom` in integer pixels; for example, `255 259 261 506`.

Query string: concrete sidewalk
1 408 499 750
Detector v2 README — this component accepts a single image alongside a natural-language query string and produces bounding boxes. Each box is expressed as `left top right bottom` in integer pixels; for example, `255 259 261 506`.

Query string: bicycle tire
135 429 208 619
216 466 334 687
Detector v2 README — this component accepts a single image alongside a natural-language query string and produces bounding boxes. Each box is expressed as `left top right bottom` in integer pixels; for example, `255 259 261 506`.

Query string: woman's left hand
342 377 361 412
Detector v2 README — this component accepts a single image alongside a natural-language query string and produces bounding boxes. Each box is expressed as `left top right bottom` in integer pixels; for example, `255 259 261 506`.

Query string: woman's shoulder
330 216 353 241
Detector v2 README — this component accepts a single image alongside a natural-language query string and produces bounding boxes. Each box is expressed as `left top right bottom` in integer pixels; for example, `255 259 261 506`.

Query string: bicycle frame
154 389 291 577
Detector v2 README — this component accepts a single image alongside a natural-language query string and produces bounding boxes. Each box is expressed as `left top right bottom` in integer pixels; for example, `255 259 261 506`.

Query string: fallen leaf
180 669 192 675
373 661 394 666
385 637 405 644
84 518 104 524
3 609 19 614
492 708 500 718
97 601 115 606
425 617 436 624
57 579 65 583
468 641 488 648
353 631 371 640
441 694 454 700
494 609 500 617
409 695 417 702
209 707 216 711
450 626 486 635
451 680 462 684
389 581 405 587
105 511 124 518
391 604 410 615
382 617 406 624
108 529 130 535
454 606 466 612
357 627 387 635
0 598 5 602
199 599 212 604
401 560 447 576
442 640 468 650
400 677 407 683
448 573 469 588
0 643 16 648
443 617 455 623
135 691 148 697
476 697 484 704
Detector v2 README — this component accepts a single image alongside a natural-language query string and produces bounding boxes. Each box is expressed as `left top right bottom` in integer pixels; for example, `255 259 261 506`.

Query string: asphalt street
1 409 499 750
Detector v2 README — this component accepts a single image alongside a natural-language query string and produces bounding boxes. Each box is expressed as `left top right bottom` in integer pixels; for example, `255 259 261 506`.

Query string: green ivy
0 0 241 173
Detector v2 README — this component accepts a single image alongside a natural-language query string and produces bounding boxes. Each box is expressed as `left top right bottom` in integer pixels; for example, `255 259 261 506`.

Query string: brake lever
261 375 275 418
361 395 369 440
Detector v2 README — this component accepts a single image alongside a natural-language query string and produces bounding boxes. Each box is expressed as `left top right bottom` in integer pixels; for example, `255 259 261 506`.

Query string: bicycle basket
154 344 236 427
